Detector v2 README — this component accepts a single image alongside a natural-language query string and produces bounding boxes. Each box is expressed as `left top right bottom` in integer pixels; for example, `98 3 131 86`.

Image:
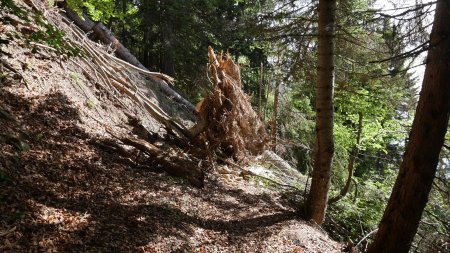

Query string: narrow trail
0 90 337 251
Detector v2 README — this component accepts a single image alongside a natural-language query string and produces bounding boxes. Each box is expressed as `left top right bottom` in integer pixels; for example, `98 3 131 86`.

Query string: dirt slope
0 1 341 252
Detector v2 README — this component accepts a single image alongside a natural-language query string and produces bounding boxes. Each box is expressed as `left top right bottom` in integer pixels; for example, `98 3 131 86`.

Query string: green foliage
84 99 95 109
8 210 27 221
0 0 28 20
35 133 44 142
84 0 272 100
35 0 447 250
67 0 116 21
69 71 82 87
326 170 397 242
278 87 316 173
255 1 438 249
26 19 81 57
2 0 81 57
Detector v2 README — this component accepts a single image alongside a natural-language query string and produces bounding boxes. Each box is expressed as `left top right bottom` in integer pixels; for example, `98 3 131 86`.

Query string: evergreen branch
369 40 430 64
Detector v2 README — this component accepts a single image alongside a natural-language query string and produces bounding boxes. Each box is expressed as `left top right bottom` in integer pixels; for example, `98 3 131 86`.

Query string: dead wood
106 128 204 188
52 13 194 140
61 5 195 112
193 46 267 162
93 139 136 160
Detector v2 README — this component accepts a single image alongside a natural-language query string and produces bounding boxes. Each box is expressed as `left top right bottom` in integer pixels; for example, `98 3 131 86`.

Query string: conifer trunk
258 63 263 118
264 73 272 122
272 78 280 151
305 0 337 225
368 1 450 252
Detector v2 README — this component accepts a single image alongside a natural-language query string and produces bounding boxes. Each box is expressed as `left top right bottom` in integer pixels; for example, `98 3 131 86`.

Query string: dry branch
106 128 204 188
61 6 195 112
56 14 194 140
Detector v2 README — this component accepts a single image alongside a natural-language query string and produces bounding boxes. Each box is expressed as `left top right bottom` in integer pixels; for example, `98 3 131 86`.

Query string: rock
245 150 308 187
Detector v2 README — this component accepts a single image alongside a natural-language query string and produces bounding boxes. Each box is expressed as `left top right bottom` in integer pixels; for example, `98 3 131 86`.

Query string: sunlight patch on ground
31 201 91 232
117 189 157 205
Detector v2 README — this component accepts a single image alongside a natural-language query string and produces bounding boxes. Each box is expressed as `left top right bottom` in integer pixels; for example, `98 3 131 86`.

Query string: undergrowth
1 0 81 57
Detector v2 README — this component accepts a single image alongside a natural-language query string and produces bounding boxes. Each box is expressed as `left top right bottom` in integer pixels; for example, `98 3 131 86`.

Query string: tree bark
272 78 280 152
62 6 195 112
258 62 263 118
106 132 204 188
264 73 271 122
368 1 450 252
305 0 337 225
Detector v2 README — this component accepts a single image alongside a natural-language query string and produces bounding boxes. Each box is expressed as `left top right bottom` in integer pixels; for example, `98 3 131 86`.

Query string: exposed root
194 46 267 162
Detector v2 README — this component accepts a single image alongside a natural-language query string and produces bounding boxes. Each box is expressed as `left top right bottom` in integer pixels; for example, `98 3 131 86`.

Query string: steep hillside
0 0 341 252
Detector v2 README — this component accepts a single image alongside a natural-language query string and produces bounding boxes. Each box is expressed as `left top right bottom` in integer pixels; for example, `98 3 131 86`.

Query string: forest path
0 75 339 253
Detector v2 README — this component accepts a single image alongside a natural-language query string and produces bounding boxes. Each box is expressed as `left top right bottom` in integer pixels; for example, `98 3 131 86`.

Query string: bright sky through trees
374 0 436 88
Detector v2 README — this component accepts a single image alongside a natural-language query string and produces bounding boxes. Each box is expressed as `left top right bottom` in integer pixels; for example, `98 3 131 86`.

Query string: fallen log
106 128 204 188
56 12 194 140
61 5 195 112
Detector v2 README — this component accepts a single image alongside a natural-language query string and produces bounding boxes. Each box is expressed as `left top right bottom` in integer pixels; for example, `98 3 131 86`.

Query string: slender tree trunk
368 1 450 252
121 0 126 44
329 112 362 204
264 73 271 122
305 0 337 225
161 24 175 76
258 62 263 118
271 53 281 152
272 78 280 152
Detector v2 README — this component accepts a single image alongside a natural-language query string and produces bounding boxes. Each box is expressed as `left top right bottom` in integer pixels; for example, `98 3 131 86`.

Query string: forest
0 0 449 252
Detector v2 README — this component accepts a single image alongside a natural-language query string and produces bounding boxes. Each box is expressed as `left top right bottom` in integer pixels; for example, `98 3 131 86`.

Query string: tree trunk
305 0 337 225
264 73 271 122
161 25 175 76
258 62 263 118
329 112 362 204
368 1 450 252
272 78 280 152
62 6 195 112
106 133 204 188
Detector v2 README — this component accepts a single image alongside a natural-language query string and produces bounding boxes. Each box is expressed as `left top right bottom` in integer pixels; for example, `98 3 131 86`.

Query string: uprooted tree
191 46 267 162
44 1 268 187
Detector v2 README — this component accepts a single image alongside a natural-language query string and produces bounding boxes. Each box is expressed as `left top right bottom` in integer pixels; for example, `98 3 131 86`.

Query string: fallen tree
60 4 266 163
106 127 204 188
17 0 205 186
60 4 195 113
44 2 266 184
54 14 193 140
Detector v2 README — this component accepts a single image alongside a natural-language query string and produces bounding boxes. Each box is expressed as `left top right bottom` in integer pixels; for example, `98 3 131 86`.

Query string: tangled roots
196 46 267 162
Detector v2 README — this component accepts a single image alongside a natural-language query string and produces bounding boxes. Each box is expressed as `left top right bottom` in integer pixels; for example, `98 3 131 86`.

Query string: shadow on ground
0 89 299 252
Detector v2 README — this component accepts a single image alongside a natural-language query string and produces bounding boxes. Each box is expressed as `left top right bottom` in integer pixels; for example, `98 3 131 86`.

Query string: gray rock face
246 150 307 188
